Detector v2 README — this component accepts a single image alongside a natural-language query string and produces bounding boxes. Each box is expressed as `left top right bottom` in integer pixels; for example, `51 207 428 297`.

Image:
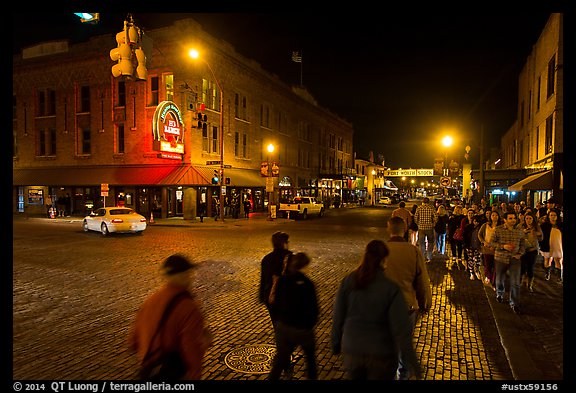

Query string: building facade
13 18 354 219
503 13 563 206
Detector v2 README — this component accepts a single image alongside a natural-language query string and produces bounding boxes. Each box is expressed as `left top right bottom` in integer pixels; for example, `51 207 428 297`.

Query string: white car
378 196 392 205
83 207 147 236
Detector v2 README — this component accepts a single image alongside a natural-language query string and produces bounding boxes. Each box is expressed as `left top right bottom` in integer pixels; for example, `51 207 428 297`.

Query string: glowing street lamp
371 169 376 206
441 135 454 205
267 143 275 219
189 49 225 222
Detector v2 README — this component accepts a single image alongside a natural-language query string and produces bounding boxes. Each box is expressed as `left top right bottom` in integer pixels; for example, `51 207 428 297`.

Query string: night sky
13 11 555 169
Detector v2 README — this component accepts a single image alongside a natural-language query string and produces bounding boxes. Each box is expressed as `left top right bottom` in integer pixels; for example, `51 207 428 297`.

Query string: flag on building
292 51 302 63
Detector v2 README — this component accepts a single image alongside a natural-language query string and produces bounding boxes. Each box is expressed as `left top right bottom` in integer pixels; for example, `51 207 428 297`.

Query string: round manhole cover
224 344 276 374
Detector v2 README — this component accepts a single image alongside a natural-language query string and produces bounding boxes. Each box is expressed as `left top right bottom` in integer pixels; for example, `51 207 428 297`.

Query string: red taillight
111 218 123 223
140 218 147 222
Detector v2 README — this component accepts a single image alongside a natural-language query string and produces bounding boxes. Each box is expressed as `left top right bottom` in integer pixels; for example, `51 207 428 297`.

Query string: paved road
12 207 563 384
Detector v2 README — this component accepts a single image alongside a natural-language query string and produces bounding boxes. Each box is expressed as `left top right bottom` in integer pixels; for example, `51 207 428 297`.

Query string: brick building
473 13 563 207
505 12 563 206
13 17 354 219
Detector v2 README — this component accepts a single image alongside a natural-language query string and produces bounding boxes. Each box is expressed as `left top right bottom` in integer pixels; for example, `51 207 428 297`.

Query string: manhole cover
224 344 276 374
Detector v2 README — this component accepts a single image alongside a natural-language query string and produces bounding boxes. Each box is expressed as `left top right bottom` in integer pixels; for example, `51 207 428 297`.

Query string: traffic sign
440 177 451 187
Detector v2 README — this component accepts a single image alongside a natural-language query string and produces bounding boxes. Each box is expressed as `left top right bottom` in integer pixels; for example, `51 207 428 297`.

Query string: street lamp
441 135 453 205
371 169 376 206
189 49 225 222
266 143 275 219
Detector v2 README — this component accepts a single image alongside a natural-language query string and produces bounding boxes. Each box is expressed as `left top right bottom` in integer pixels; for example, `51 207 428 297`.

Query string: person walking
478 211 503 288
463 214 483 281
391 201 413 241
409 204 419 246
447 205 465 269
489 211 526 314
268 252 319 380
414 197 437 262
243 198 251 219
434 204 449 255
198 201 206 223
129 254 212 380
385 216 432 380
519 212 543 292
539 209 563 283
331 240 422 380
259 232 292 325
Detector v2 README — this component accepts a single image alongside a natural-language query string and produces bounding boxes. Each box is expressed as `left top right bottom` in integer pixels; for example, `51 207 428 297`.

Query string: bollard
149 212 155 224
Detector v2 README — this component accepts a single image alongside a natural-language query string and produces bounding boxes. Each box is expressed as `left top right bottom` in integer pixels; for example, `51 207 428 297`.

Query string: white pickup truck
278 196 325 219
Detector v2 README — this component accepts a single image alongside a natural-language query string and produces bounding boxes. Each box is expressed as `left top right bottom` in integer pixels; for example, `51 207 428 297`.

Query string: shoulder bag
453 227 464 241
268 253 291 305
139 291 191 380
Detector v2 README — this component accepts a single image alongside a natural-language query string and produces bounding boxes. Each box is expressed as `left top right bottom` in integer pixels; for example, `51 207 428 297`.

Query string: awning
161 165 210 185
508 170 553 192
193 165 265 187
12 165 210 187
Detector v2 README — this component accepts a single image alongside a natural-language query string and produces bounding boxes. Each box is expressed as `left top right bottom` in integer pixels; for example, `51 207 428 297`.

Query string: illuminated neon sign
153 101 185 155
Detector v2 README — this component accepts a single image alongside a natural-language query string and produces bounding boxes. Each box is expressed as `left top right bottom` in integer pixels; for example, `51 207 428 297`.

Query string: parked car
278 196 324 219
378 196 392 205
83 207 147 236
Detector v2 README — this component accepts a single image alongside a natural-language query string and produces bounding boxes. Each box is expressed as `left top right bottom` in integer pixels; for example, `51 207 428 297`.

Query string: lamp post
371 169 376 206
189 49 224 222
441 135 453 206
266 143 275 219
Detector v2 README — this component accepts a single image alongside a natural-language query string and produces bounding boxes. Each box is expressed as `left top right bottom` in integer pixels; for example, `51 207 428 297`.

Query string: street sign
440 177 451 187
266 177 274 192
206 160 221 165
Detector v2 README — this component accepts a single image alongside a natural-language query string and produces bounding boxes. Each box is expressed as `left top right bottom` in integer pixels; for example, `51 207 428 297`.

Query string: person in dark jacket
268 252 319 380
259 232 292 324
463 214 483 281
447 205 465 269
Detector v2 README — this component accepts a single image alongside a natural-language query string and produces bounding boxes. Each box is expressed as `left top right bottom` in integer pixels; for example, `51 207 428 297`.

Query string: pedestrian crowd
408 196 563 316
125 196 562 381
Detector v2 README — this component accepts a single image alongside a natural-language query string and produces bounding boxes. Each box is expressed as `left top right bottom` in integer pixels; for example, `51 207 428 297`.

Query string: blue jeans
495 258 522 306
435 232 446 254
418 228 434 260
397 310 417 380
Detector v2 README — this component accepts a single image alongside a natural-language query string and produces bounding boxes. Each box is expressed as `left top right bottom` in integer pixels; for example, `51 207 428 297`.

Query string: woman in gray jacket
331 240 422 380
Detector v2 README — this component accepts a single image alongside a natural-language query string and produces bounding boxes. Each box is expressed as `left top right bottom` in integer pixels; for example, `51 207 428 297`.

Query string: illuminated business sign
153 101 185 155
383 169 434 177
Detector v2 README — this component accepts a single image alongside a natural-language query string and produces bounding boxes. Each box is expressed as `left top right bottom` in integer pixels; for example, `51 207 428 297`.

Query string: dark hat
162 254 197 275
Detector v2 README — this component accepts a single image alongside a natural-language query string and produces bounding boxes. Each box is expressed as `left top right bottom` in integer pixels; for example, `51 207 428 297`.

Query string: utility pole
479 125 485 200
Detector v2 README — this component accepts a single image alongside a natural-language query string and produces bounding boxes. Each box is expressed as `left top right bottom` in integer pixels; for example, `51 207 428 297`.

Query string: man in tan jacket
385 216 432 380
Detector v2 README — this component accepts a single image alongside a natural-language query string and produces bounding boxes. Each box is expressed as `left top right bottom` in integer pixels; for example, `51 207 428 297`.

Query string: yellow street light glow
442 135 453 148
267 143 275 153
188 49 199 59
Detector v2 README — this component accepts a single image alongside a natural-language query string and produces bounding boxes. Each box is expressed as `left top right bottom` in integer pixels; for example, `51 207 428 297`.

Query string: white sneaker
469 274 475 281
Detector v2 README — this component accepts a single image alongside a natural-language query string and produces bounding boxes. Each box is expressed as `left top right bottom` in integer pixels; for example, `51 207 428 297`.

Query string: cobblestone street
12 211 563 383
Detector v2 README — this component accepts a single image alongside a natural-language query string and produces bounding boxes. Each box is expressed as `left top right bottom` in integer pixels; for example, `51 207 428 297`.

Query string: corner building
13 18 354 219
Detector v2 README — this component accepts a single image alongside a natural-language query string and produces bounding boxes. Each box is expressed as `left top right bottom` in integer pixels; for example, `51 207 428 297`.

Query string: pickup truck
278 196 325 219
